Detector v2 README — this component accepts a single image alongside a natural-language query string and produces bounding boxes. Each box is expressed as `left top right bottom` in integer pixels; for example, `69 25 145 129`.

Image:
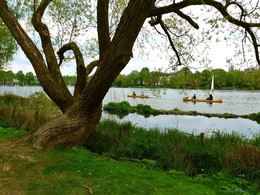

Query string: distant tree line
1 66 260 90
113 66 260 90
0 70 37 86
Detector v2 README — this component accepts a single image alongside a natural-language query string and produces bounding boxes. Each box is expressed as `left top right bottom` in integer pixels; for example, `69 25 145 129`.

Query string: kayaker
133 92 136 96
141 91 144 96
207 94 213 100
192 94 196 99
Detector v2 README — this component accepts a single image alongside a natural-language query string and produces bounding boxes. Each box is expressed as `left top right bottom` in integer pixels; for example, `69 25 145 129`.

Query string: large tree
0 0 259 150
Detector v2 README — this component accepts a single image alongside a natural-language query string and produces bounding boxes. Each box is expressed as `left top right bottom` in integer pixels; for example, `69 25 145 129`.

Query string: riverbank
0 127 259 194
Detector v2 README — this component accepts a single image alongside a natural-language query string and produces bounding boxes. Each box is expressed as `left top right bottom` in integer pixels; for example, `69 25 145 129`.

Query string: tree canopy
0 18 17 69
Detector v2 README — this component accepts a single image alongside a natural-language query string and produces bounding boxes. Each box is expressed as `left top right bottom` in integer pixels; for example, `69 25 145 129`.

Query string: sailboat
183 75 223 103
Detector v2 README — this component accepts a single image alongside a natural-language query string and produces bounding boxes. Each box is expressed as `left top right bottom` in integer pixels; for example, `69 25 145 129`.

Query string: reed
86 119 260 184
0 93 60 130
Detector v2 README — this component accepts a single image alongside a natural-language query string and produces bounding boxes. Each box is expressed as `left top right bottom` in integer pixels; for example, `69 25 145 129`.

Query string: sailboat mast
211 75 214 92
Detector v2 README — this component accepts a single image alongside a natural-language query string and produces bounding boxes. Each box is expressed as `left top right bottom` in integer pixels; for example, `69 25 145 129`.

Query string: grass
0 92 60 130
0 131 211 194
1 128 259 194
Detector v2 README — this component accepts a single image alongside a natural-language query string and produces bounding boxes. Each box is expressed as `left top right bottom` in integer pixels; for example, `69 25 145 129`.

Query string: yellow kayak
183 97 222 103
127 94 149 98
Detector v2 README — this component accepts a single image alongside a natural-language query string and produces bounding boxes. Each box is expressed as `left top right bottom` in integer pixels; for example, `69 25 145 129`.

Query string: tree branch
159 18 182 66
0 0 73 112
32 0 60 74
149 15 182 66
97 0 110 60
86 60 99 77
174 10 199 29
57 42 87 97
148 0 260 65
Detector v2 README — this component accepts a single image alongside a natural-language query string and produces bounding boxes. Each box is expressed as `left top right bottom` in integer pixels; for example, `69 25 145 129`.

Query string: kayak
127 94 149 98
183 97 223 103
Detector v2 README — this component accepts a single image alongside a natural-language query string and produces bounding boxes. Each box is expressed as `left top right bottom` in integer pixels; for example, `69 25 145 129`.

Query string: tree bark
26 103 102 150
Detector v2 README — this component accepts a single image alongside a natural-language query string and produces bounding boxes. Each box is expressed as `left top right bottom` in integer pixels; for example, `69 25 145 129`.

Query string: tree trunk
25 103 102 150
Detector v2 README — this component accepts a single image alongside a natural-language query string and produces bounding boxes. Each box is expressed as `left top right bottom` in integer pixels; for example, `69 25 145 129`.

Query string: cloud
10 50 34 74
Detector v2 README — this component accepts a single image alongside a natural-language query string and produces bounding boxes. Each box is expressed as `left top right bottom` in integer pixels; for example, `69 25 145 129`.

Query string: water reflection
102 112 260 138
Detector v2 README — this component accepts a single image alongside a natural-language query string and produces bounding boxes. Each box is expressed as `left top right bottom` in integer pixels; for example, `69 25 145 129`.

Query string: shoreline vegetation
0 93 259 193
103 101 260 124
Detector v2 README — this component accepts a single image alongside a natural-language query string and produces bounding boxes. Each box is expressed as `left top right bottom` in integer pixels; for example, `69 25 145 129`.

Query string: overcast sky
8 3 248 76
9 40 234 76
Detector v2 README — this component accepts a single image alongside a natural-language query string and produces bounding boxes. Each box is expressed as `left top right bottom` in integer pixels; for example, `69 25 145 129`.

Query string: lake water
1 86 260 137
103 88 260 115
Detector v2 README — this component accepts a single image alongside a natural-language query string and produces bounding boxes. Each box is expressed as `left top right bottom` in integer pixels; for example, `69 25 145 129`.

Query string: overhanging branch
149 15 182 66
148 0 260 66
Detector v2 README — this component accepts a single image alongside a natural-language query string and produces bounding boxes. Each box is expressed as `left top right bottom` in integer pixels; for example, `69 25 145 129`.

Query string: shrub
103 101 132 113
249 112 260 123
186 146 223 176
135 104 159 116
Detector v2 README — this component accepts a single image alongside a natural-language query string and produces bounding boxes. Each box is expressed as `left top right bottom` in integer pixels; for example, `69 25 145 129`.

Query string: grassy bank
87 120 260 187
0 128 259 194
0 93 259 193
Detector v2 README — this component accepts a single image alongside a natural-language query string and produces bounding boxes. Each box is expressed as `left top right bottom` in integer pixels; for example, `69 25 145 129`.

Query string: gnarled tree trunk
27 103 102 150
0 0 156 150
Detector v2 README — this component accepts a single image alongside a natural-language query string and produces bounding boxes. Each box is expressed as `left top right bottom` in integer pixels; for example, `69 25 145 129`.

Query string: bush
103 101 132 113
103 101 160 117
135 104 159 116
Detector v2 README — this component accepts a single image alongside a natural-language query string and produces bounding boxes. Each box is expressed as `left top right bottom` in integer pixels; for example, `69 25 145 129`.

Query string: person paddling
207 94 213 100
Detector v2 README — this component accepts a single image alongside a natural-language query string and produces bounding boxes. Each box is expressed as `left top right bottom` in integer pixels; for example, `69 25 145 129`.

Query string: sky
9 41 234 76
8 2 252 76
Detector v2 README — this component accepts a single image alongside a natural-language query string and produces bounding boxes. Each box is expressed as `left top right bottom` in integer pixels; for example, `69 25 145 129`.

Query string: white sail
211 75 214 91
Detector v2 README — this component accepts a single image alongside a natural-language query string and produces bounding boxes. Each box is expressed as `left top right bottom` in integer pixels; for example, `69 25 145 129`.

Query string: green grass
0 128 259 194
0 127 26 139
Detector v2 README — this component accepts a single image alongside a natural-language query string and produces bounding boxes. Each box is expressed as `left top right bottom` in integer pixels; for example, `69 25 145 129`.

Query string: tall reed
86 119 260 184
0 93 60 130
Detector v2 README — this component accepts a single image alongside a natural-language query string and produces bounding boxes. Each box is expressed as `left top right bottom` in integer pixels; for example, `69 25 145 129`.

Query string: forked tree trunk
1 0 157 150
25 103 102 150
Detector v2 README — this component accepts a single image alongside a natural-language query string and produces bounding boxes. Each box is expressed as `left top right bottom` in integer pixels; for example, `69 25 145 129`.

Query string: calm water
103 88 260 115
1 86 260 137
103 88 260 137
